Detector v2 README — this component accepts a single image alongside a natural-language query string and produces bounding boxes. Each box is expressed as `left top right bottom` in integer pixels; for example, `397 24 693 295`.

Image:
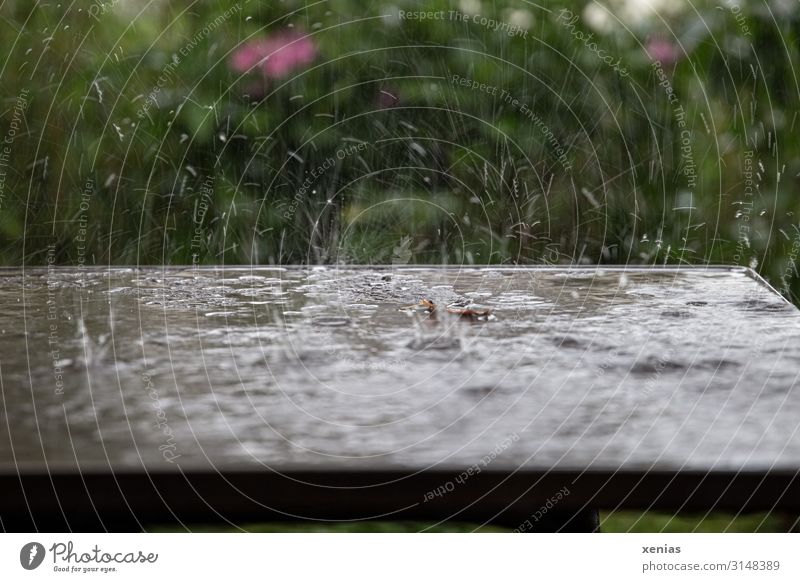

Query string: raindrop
92 80 103 103
409 142 427 156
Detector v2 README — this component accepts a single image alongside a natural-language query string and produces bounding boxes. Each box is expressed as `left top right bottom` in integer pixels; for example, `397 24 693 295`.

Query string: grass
147 512 798 533
600 512 797 533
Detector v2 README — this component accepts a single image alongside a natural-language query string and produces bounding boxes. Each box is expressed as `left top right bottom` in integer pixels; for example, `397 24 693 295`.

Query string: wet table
1 265 799 531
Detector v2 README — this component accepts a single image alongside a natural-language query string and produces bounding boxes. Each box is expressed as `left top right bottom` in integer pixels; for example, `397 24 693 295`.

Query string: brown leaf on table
399 298 437 312
446 306 493 320
399 299 493 321
419 298 437 311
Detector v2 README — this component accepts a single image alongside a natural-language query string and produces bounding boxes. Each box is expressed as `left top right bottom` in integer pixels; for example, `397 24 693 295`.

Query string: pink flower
646 37 682 66
230 30 317 79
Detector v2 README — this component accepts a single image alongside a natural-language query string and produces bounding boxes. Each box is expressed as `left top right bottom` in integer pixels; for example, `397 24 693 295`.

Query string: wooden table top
1 265 799 528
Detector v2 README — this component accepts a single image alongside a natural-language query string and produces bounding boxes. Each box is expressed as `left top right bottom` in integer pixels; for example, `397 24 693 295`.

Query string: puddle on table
0 266 799 472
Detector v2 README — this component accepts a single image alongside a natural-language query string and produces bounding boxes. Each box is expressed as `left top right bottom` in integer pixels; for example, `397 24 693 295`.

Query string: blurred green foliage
1 0 799 301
